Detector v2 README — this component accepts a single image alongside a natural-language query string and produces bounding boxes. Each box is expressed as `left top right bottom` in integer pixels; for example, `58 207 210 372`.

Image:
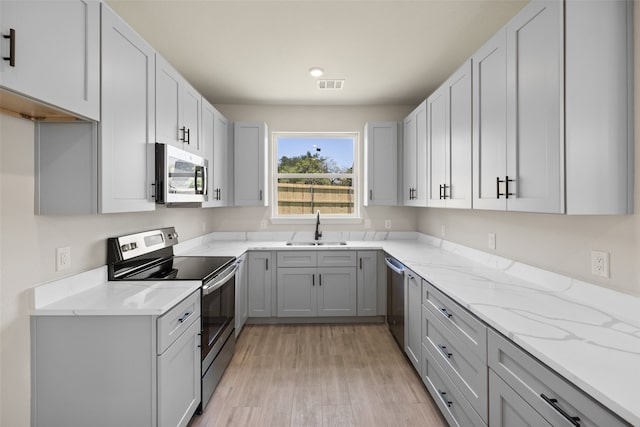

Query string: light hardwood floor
189 324 447 427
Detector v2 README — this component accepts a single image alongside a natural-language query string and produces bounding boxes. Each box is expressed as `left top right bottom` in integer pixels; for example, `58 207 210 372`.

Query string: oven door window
201 278 235 360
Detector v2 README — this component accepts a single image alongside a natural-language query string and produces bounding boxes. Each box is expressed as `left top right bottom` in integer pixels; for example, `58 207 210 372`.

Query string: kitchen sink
285 241 347 246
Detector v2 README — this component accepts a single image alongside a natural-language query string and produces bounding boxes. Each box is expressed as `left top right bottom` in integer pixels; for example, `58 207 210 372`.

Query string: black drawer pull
3 29 15 67
440 307 453 319
541 394 581 427
438 344 453 359
437 390 452 408
177 312 192 323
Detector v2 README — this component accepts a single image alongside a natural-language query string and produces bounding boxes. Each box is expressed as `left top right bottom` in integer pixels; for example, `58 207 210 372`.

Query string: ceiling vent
317 79 345 90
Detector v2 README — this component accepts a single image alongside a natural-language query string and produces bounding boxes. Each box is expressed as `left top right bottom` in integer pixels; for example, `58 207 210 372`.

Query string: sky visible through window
278 137 354 171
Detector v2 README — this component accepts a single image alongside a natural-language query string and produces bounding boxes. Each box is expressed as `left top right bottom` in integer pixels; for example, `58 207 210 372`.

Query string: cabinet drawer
489 369 551 427
488 330 630 427
317 251 356 267
277 251 317 267
157 291 200 355
423 280 486 362
423 306 487 422
421 343 486 427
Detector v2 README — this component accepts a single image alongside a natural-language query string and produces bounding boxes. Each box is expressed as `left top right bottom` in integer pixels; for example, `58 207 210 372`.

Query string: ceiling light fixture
309 67 324 77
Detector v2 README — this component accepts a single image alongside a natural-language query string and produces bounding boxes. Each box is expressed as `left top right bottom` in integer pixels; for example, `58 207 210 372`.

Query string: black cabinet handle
438 344 453 359
179 126 187 142
312 274 315 286
440 307 453 319
185 128 191 144
438 390 452 408
319 274 322 286
369 189 373 201
265 258 268 271
439 184 443 200
541 394 581 426
497 176 504 198
3 29 15 67
359 258 363 270
177 312 191 323
443 184 449 199
505 175 515 199
259 190 263 201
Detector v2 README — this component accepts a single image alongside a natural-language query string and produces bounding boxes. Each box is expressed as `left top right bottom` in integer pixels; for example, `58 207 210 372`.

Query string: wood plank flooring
188 324 447 427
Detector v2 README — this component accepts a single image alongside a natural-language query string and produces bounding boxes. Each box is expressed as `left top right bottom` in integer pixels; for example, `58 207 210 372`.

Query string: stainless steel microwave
155 143 208 205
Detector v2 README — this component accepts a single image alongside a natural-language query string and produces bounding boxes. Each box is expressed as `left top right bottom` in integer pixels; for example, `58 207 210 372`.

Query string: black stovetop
122 256 235 282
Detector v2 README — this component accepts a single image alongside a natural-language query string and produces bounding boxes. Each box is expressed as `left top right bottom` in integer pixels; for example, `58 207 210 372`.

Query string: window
272 132 359 221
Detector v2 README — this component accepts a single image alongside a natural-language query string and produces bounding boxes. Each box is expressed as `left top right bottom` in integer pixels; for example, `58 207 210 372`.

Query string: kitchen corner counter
31 266 201 316
177 231 640 426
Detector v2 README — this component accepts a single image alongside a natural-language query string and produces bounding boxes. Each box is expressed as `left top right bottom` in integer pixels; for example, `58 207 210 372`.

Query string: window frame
270 131 361 224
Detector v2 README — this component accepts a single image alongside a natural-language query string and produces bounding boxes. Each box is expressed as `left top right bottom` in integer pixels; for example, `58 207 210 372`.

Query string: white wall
418 4 640 297
213 104 418 232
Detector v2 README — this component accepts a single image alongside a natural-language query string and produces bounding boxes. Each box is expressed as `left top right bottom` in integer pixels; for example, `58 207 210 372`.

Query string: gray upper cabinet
472 29 507 211
155 55 202 156
472 0 633 215
0 0 100 121
201 101 232 207
100 3 156 214
505 0 563 214
363 122 400 206
427 59 472 209
234 122 268 206
403 101 428 206
564 0 634 214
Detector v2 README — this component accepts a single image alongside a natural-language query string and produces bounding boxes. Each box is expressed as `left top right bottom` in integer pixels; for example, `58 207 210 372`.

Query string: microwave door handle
202 165 208 198
195 166 204 195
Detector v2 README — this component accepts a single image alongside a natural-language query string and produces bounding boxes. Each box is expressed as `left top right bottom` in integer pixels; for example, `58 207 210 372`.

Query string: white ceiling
106 0 527 106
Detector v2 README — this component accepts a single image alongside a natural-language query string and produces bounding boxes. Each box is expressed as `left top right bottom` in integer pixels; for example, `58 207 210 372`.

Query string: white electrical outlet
488 233 496 250
591 251 610 278
441 225 446 237
384 219 392 229
260 220 267 229
364 219 372 229
56 247 71 271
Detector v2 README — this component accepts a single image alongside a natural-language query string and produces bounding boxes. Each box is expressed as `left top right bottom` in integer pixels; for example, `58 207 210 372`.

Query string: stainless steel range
107 227 237 411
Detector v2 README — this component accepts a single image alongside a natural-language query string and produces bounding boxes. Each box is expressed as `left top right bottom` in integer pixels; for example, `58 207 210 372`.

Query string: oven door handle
202 262 239 296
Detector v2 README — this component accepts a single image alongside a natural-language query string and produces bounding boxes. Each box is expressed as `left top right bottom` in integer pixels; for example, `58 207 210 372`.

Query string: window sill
270 216 363 225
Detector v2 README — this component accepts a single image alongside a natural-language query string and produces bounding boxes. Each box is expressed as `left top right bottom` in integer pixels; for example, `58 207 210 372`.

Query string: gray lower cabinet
276 251 357 317
422 343 487 427
31 291 201 427
247 251 274 317
404 268 422 372
235 254 248 336
488 330 630 427
356 251 378 316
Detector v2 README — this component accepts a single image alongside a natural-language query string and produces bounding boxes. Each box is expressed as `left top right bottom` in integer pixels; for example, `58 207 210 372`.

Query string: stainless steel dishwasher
385 256 405 349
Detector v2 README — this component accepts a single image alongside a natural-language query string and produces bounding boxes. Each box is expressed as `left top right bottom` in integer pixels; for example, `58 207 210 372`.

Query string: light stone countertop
179 231 640 426
31 231 640 425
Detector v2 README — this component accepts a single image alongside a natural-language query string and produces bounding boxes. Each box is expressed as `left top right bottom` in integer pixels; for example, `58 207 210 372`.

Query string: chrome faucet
315 210 322 241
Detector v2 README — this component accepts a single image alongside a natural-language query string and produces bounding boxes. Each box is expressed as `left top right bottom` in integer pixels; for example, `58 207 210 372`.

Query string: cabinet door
472 29 507 211
446 59 472 209
155 55 181 147
506 0 563 213
489 370 551 427
277 267 317 317
234 122 268 206
201 100 216 208
357 251 378 316
213 109 230 205
317 267 357 316
248 252 273 317
364 122 399 206
235 255 248 337
427 86 448 208
0 0 100 120
402 113 417 205
414 101 428 207
181 81 201 155
404 269 421 372
99 4 156 213
157 319 201 427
